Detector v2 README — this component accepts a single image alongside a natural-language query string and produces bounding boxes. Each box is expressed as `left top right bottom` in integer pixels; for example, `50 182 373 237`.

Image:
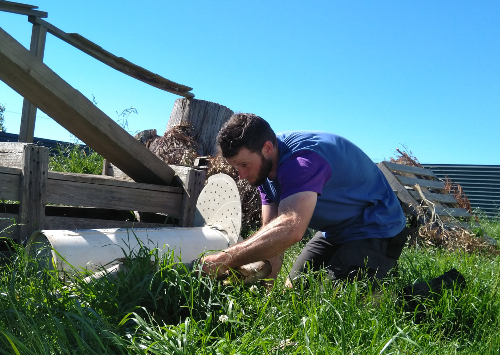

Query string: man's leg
287 232 343 287
288 228 409 286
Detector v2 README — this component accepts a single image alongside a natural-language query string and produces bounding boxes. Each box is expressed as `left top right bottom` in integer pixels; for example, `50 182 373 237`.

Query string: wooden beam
378 162 425 224
432 206 471 218
0 27 175 185
19 19 47 143
396 176 445 190
409 190 459 204
28 16 195 98
0 1 47 18
382 161 437 179
18 144 48 244
45 177 183 216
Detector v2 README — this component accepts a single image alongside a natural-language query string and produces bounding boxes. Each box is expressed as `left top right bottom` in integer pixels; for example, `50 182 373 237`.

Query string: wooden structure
167 98 234 156
0 26 178 185
0 0 194 149
378 161 473 228
0 143 205 245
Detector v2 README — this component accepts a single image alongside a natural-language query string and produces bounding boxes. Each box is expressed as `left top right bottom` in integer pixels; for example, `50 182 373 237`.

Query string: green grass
0 219 499 354
49 144 104 175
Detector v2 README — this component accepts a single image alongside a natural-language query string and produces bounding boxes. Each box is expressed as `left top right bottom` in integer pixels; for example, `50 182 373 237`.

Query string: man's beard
250 154 273 187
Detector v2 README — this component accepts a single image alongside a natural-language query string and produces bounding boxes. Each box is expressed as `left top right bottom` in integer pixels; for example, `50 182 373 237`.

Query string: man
202 113 408 287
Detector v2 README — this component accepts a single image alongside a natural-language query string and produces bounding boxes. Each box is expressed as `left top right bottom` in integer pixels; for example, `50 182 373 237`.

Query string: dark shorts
289 227 409 283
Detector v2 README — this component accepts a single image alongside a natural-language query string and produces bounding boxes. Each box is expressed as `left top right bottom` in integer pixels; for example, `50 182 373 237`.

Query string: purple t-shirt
258 150 332 204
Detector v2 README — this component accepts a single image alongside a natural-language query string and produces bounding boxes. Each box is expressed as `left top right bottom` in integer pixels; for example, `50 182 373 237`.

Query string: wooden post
167 98 234 156
19 19 47 143
18 144 48 244
169 166 206 227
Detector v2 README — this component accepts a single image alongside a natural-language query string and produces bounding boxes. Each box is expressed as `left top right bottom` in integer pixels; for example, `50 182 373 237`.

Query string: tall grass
1 222 499 354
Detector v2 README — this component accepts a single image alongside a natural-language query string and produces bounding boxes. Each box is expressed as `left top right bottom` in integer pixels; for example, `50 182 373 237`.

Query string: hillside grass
0 218 498 354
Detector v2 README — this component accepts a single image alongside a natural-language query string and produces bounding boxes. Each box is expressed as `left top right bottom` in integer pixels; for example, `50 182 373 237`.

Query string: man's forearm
210 211 303 269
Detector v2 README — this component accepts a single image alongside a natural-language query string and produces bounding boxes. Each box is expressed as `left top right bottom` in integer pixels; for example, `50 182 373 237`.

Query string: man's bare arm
202 191 317 276
262 202 278 226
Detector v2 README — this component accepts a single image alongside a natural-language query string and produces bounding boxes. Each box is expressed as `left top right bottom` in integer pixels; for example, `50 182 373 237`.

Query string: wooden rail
0 143 205 244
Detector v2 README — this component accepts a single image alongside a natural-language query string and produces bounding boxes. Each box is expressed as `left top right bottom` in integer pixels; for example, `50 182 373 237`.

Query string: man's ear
261 141 274 155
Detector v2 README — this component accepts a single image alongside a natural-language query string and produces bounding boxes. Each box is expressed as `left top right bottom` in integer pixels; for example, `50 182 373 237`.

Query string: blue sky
0 1 499 164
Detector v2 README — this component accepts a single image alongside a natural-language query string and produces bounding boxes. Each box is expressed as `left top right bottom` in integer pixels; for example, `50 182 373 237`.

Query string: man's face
226 147 273 187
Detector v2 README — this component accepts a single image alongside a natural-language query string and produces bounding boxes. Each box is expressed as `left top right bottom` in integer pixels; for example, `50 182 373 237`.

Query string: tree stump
166 98 233 156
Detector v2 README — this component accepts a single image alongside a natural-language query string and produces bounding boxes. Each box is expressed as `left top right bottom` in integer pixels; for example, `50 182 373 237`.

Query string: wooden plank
409 190 458 204
19 21 47 143
0 142 24 168
0 2 47 17
396 176 445 190
0 27 175 185
382 161 437 178
432 206 472 218
45 179 183 216
18 145 48 244
48 171 182 193
173 166 206 227
44 216 173 230
28 17 194 99
377 162 425 224
0 171 20 201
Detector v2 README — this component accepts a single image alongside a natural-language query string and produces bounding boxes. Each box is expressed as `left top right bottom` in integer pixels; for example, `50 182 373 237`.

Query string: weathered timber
396 176 445 190
47 171 182 193
409 190 458 204
0 1 47 17
173 166 206 227
0 168 20 201
383 161 437 178
45 178 183 216
18 145 48 243
28 17 194 98
377 162 425 224
0 28 175 185
134 129 157 145
19 19 47 143
432 207 472 218
166 98 234 156
0 143 26 168
102 163 205 227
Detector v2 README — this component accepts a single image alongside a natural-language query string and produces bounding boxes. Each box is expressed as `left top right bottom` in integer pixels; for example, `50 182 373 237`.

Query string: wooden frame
378 161 473 228
0 143 205 244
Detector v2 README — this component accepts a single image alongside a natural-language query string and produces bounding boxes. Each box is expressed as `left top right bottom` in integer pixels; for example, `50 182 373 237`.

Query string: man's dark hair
217 113 276 158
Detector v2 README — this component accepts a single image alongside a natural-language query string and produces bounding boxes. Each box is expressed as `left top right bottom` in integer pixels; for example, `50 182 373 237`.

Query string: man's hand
201 253 230 279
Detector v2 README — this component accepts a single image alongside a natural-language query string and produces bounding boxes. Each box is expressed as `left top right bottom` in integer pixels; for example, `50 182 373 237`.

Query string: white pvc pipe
26 226 231 274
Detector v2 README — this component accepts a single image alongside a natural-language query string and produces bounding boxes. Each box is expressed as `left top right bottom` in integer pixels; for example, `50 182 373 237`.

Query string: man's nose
238 169 247 179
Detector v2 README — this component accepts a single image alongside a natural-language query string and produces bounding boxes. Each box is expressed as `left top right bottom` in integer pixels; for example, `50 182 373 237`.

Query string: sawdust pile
391 148 496 254
146 124 261 235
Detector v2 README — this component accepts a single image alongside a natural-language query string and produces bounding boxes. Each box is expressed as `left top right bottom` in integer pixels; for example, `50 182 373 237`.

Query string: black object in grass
402 268 466 317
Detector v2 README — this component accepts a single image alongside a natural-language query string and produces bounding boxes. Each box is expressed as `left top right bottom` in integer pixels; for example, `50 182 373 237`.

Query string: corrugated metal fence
422 164 500 218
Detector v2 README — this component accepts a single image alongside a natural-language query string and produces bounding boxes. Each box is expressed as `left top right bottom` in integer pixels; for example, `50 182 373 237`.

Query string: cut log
0 27 174 185
166 98 234 156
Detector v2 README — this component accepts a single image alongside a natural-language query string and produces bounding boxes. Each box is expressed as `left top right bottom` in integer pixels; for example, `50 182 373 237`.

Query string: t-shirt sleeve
277 150 332 201
258 185 274 205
